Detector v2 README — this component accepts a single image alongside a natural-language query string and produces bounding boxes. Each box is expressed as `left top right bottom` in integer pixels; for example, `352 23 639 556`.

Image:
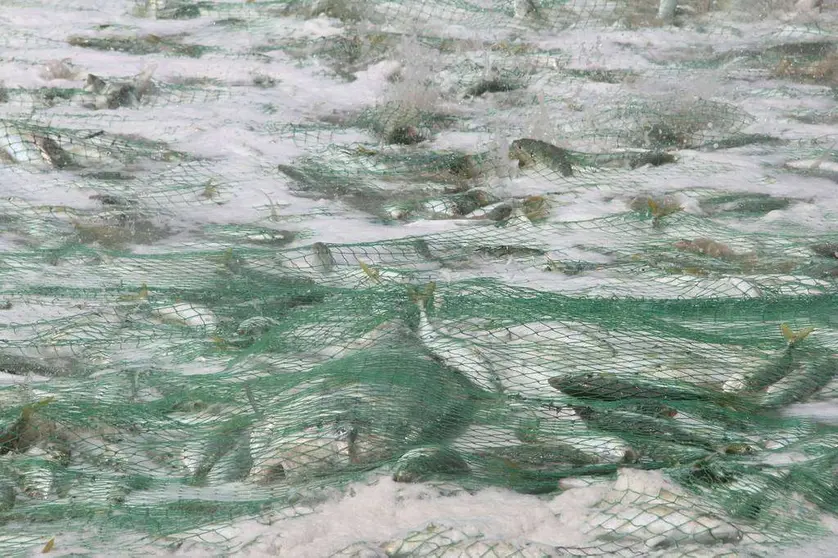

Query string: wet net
1 0 838 556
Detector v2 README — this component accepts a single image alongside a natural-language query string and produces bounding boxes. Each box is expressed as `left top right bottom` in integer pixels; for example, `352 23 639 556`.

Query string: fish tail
408 281 436 308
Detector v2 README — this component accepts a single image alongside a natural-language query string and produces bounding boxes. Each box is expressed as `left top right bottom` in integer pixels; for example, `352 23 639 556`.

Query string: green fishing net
1 0 838 556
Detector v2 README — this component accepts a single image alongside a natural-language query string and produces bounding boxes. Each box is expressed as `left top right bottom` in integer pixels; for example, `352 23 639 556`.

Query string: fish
811 243 838 259
412 282 503 393
520 404 638 464
514 0 542 19
573 406 725 452
236 316 279 338
2 447 71 500
0 122 72 169
192 423 253 485
251 348 474 485
391 446 469 483
32 135 75 169
508 138 574 177
759 356 838 409
0 397 58 455
549 371 740 406
451 189 497 215
743 324 816 393
273 243 410 288
586 150 678 170
149 302 217 331
0 480 14 511
674 238 741 260
248 419 356 484
464 200 514 221
84 73 107 94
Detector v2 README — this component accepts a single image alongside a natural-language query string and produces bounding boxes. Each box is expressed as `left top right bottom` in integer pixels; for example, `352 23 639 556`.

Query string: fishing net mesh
1 0 838 556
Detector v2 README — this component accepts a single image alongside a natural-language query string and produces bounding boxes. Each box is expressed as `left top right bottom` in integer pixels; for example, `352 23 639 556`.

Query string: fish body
236 316 279 338
523 405 638 464
674 238 741 260
744 349 797 393
574 407 725 451
549 371 731 404
514 0 541 19
744 326 820 395
508 138 573 177
249 420 355 484
251 349 473 485
149 302 217 330
392 446 469 483
587 150 678 170
0 124 60 169
760 357 838 408
812 243 838 259
413 283 503 393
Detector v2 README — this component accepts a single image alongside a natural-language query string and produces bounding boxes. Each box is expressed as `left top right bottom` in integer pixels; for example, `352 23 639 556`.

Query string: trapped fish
744 324 816 393
549 371 739 406
412 282 503 393
573 406 724 452
508 138 574 177
760 356 838 409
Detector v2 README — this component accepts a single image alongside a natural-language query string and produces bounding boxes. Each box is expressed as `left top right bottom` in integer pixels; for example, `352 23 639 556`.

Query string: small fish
674 238 741 261
85 74 107 94
311 242 336 273
811 243 838 259
391 447 470 483
549 371 734 405
411 282 503 393
633 440 714 465
514 0 542 19
508 138 573 177
359 261 381 283
573 406 722 451
249 420 358 484
0 473 14 508
89 193 137 206
0 397 57 454
465 200 514 221
760 356 838 409
588 468 743 549
149 302 217 330
627 151 677 169
646 197 683 219
744 323 816 393
236 316 279 338
451 189 497 215
533 405 638 464
32 135 74 169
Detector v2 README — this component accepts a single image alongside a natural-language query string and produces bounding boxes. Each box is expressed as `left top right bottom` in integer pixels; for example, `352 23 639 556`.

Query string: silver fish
413 282 503 393
760 357 838 409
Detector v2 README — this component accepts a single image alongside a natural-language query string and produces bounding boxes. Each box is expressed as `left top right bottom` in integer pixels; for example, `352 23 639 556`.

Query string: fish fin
647 199 660 215
780 323 795 343
407 281 436 307
793 326 815 345
359 261 381 283
781 323 815 346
